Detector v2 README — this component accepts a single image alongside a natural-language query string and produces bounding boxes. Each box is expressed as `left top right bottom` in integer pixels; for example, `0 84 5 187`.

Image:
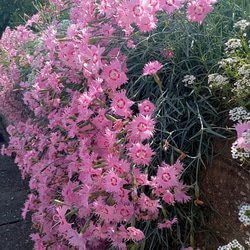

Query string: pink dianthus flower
159 0 185 14
138 193 161 214
174 181 191 203
101 60 128 90
125 227 145 241
128 114 155 142
162 49 174 59
234 122 250 150
143 61 163 75
187 0 214 24
138 99 156 116
111 90 134 117
158 216 178 229
116 204 134 222
103 170 125 193
154 163 178 188
128 142 155 166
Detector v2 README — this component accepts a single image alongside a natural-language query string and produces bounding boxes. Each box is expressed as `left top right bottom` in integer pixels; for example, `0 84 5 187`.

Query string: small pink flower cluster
233 122 250 154
235 122 250 149
0 0 215 249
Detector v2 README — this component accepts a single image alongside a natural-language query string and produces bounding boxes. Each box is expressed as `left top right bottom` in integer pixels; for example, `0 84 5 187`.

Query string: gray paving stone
0 117 34 250
0 154 29 193
0 220 34 250
0 190 29 225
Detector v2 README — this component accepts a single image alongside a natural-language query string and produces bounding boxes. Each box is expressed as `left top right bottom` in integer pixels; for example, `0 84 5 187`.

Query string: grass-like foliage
124 0 250 248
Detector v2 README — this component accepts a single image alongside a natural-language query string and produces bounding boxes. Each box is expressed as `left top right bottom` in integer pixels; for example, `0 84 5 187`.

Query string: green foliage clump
0 0 49 38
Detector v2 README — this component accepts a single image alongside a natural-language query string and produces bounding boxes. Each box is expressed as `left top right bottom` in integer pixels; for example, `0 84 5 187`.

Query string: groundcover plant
0 0 230 249
207 17 250 248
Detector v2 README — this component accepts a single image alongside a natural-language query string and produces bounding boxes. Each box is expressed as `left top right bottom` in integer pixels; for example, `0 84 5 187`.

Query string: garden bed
197 139 250 249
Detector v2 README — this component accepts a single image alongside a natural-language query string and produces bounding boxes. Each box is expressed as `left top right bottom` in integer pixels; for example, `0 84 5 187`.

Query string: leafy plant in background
0 0 49 38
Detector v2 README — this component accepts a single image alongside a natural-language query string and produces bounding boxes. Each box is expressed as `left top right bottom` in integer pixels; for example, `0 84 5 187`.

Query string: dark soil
196 139 250 249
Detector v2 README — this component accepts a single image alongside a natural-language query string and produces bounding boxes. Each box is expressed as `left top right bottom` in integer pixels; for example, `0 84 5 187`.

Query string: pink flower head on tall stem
128 142 155 166
143 60 163 75
159 0 185 14
187 0 214 24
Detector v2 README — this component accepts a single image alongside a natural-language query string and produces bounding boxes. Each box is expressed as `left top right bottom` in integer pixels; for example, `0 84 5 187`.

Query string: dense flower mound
0 0 216 249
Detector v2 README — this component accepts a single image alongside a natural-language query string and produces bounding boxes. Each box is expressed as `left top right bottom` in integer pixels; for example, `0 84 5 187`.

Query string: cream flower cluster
182 75 196 86
218 57 239 68
225 38 242 53
218 236 250 249
218 239 244 250
233 77 250 97
234 20 250 31
238 65 250 76
229 106 250 122
239 204 250 226
231 143 250 159
245 237 250 247
242 129 250 144
208 73 228 88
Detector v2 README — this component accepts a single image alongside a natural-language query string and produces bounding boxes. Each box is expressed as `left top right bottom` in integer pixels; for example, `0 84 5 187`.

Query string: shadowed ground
0 116 34 250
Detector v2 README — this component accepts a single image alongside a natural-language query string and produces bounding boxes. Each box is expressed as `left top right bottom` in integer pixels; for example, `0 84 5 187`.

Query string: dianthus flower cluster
0 0 215 249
